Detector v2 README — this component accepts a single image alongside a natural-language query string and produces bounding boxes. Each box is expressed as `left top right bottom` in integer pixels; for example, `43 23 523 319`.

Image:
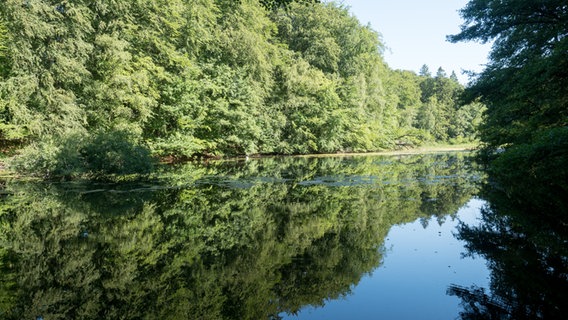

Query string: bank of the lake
286 143 477 159
0 143 478 180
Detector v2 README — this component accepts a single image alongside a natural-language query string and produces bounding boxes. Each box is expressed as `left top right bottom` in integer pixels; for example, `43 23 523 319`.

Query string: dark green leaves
450 0 568 151
449 1 568 66
259 0 320 10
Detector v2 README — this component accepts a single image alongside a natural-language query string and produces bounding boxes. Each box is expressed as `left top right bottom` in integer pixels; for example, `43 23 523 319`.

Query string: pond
0 152 565 319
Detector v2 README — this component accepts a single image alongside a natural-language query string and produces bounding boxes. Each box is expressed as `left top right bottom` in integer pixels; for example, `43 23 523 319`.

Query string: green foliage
0 0 481 177
259 0 320 11
0 19 8 75
451 101 485 143
80 130 154 177
8 133 84 178
450 0 568 158
417 68 463 141
0 0 91 138
273 2 400 151
385 66 483 147
9 130 153 179
275 58 343 153
193 64 267 156
487 127 568 214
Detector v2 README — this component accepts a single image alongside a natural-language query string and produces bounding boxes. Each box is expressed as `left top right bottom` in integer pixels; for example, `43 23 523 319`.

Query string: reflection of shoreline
0 153 481 320
211 145 477 163
290 145 476 158
0 147 476 175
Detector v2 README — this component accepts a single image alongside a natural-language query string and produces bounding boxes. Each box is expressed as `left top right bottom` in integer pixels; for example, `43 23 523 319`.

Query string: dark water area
0 152 566 319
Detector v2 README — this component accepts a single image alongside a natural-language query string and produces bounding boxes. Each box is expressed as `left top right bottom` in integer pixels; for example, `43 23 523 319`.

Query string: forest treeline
0 0 483 177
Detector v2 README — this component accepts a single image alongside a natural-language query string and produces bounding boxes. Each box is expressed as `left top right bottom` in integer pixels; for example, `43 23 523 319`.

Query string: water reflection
0 153 480 319
448 166 568 319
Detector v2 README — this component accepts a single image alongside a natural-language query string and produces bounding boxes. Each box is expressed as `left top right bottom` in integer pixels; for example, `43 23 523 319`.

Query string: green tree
0 0 92 137
259 0 320 10
272 2 394 151
419 64 431 77
415 67 468 142
416 96 438 139
0 18 21 143
386 69 421 128
273 57 343 153
451 101 485 142
449 71 459 83
449 0 568 151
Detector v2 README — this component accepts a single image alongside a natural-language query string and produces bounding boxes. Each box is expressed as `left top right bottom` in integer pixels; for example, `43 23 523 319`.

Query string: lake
0 152 565 319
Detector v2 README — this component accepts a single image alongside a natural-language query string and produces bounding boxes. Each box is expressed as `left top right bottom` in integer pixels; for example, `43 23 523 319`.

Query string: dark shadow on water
448 164 568 319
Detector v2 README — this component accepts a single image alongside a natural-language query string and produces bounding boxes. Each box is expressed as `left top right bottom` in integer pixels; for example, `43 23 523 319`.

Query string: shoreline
0 144 477 178
288 145 476 158
217 144 478 162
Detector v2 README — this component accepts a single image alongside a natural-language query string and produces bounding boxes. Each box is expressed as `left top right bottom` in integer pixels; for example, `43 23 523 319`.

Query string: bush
148 133 211 160
80 131 154 176
9 130 154 179
8 133 84 178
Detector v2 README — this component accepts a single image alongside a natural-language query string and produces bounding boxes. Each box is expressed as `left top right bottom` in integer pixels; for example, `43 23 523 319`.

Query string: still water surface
0 152 492 319
286 199 489 320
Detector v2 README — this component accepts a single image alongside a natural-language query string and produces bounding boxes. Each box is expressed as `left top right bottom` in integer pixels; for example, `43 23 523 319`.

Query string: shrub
80 130 154 176
8 133 84 178
9 130 154 179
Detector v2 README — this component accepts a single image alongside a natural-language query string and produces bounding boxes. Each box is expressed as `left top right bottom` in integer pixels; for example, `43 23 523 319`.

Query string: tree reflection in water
448 167 568 320
0 153 480 319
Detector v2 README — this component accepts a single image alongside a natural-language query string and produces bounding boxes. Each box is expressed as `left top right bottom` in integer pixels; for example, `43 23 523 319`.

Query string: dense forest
0 0 483 178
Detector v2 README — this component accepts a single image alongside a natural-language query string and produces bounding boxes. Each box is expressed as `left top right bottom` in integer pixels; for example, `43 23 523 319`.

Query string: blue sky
340 0 491 83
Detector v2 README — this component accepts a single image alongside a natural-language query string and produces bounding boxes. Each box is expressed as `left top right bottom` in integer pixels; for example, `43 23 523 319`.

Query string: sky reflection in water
286 198 490 320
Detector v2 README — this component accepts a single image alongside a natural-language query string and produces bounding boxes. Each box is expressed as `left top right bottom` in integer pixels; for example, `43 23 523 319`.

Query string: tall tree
449 0 568 218
0 19 13 141
272 2 393 151
419 64 431 77
415 67 467 142
448 0 568 150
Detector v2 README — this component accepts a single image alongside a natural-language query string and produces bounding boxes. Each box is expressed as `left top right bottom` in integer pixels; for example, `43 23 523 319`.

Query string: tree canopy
449 0 568 151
